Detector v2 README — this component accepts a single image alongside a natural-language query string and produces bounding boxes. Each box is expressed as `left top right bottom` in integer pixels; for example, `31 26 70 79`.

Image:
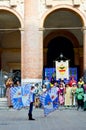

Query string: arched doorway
47 36 74 67
43 6 85 79
0 9 22 97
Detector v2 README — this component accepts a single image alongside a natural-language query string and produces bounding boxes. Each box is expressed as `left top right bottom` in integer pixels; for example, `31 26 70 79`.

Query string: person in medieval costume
28 85 36 120
64 83 72 107
71 84 77 107
68 76 77 87
5 78 14 107
75 84 84 111
58 84 65 106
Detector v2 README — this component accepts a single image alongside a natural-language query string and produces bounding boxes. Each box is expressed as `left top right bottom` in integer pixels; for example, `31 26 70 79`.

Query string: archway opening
43 7 84 79
0 9 21 97
47 36 74 67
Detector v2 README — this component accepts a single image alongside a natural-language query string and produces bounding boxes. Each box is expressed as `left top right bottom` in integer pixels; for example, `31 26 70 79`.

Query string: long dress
5 78 13 107
58 87 64 105
6 87 12 107
65 86 72 106
71 86 77 106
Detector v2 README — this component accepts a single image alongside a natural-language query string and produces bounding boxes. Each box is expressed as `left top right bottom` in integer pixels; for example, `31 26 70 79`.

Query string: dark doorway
47 36 74 67
12 70 21 84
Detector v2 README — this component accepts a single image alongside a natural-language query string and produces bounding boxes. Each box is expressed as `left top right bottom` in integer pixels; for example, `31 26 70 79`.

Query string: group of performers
43 76 86 110
5 75 86 120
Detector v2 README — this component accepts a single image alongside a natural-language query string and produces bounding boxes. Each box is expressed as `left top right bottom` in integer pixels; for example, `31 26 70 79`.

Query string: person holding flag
28 85 36 120
39 81 59 116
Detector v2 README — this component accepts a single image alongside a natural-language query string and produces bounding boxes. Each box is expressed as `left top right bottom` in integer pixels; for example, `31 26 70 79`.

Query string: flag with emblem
40 87 58 116
10 84 31 110
55 60 69 80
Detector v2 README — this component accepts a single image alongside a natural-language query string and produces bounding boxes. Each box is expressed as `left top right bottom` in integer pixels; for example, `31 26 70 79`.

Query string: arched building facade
0 5 24 86
41 4 86 79
0 0 86 86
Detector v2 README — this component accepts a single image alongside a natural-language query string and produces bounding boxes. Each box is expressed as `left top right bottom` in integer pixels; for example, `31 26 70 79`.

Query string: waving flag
10 84 31 110
40 87 58 116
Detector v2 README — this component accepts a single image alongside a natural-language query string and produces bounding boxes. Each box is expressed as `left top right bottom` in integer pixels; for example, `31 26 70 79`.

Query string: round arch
44 30 79 48
0 6 24 28
0 6 23 76
44 30 79 67
40 4 86 28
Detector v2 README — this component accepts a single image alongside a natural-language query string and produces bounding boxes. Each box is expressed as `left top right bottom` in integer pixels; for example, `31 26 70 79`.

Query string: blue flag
10 84 31 110
40 87 58 116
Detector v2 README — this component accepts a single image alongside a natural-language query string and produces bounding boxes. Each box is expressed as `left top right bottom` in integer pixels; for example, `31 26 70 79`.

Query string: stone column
83 29 86 72
74 48 79 66
22 0 43 84
0 48 2 70
43 48 48 66
21 30 24 83
79 48 83 76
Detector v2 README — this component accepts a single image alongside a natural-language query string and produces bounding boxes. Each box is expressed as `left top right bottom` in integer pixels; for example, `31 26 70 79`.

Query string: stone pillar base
21 78 42 86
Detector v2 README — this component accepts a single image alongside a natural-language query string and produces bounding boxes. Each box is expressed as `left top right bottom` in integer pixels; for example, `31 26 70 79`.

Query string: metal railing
0 85 6 98
0 71 6 98
0 70 21 98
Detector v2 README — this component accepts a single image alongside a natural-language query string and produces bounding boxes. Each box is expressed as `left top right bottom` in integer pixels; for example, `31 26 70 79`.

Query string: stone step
0 98 8 109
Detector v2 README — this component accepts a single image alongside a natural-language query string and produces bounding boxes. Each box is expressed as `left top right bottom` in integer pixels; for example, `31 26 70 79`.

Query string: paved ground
0 107 86 130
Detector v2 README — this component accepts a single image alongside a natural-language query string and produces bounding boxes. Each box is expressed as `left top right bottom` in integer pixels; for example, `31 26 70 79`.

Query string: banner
11 84 31 110
40 87 58 116
55 60 69 80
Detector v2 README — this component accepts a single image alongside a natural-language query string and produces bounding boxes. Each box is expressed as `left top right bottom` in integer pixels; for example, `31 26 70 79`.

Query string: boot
28 113 35 120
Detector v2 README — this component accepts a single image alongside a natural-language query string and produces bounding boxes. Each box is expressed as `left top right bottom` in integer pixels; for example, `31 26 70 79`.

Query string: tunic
65 87 72 106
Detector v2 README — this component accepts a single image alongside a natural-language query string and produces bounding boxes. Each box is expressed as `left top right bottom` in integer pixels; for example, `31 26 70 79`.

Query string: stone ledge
0 98 7 102
0 98 8 109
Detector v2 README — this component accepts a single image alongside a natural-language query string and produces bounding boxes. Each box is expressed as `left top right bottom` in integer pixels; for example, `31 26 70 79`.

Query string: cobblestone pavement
0 107 86 130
